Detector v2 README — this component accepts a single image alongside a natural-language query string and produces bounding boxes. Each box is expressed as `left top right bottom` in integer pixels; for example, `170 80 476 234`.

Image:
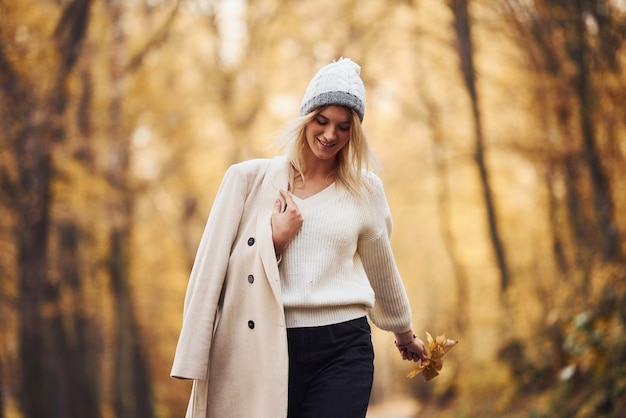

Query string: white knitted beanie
299 57 366 122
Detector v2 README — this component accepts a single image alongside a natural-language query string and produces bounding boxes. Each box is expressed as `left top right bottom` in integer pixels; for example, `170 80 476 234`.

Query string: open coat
171 156 290 418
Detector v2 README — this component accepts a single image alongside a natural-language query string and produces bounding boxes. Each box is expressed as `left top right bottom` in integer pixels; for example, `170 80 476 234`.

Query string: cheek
304 124 319 140
338 131 351 146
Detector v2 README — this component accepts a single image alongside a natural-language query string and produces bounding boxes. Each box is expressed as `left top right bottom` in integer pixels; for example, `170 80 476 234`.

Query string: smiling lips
317 137 337 148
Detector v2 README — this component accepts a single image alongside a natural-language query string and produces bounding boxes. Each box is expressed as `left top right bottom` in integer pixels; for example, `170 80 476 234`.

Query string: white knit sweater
279 171 413 333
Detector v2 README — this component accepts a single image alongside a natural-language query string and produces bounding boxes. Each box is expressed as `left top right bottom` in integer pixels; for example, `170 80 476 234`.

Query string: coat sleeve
171 164 248 380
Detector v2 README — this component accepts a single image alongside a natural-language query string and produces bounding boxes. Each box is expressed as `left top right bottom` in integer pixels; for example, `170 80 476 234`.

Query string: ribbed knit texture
299 58 366 121
279 172 412 333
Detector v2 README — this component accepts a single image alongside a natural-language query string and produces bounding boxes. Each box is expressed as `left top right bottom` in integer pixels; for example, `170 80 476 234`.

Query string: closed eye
315 117 350 131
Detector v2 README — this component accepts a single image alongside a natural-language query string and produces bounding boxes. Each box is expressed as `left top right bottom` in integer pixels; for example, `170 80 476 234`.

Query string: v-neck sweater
279 171 412 333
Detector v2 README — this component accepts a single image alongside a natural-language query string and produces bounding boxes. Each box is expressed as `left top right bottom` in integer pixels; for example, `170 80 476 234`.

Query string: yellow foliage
408 332 458 382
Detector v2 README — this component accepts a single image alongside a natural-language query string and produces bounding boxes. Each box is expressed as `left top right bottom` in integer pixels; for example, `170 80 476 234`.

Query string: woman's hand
395 331 428 363
271 189 303 254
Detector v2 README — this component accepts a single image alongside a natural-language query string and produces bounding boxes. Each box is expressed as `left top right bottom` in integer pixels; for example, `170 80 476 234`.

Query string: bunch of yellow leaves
407 332 458 381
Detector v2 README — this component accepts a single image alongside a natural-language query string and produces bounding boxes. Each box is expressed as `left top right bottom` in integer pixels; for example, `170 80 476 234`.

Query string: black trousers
286 316 375 418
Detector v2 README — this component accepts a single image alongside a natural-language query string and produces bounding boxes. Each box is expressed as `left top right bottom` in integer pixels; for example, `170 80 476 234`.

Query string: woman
171 58 427 418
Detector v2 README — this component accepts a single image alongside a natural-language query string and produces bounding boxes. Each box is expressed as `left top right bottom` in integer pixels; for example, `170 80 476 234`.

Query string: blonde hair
275 107 379 198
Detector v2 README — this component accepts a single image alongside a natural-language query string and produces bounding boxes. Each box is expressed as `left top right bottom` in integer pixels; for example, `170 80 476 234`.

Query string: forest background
1 0 625 417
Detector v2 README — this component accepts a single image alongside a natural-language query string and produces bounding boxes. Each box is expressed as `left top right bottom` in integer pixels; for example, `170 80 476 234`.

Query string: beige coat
171 157 290 418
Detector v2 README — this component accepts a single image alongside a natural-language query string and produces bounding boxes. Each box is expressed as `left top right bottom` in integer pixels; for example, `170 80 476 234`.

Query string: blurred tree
496 0 626 413
424 87 470 335
104 0 160 416
0 0 97 417
51 223 101 418
0 25 51 418
2 0 625 416
0 0 186 415
450 0 511 292
567 1 622 264
504 0 624 289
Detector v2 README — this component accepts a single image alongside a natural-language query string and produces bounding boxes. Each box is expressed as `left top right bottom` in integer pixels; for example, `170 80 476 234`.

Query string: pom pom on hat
299 57 366 122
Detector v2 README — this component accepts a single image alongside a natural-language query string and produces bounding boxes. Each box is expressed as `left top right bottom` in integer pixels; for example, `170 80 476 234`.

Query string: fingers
279 189 296 210
419 340 428 361
413 338 428 362
398 342 429 363
271 189 303 254
273 198 283 214
414 347 427 363
399 348 420 362
401 351 423 363
274 189 294 215
278 190 302 223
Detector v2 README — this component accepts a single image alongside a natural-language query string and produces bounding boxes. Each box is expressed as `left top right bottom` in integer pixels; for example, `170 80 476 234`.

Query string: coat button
248 320 255 329
247 274 254 283
247 237 255 246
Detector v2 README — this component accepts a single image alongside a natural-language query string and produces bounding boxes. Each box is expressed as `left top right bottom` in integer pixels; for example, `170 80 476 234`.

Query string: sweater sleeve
358 173 413 333
171 164 248 380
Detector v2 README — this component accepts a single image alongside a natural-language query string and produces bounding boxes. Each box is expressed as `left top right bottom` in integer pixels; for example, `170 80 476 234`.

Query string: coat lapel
256 156 289 306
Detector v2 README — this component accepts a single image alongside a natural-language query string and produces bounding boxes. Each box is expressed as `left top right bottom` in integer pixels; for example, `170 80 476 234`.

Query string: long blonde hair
275 107 380 198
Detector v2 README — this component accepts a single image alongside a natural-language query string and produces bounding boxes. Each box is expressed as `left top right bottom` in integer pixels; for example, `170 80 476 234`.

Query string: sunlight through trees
1 0 625 417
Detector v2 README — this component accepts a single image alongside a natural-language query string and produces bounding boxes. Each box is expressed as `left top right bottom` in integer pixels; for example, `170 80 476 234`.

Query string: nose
323 125 337 141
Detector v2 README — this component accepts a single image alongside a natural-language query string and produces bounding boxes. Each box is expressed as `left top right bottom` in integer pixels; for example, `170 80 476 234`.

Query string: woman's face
303 105 352 163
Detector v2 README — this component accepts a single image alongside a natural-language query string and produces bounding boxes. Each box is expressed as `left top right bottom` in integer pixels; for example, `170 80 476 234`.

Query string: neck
301 156 337 180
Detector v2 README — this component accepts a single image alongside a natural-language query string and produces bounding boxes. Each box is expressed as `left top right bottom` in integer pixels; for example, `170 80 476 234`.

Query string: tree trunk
109 227 154 418
506 0 623 270
16 138 52 418
2 1 93 416
450 0 510 292
1 33 55 418
569 0 621 263
51 223 102 418
106 1 154 416
45 2 100 414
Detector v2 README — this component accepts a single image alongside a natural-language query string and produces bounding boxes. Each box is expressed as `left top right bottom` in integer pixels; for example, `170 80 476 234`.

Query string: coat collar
256 156 289 307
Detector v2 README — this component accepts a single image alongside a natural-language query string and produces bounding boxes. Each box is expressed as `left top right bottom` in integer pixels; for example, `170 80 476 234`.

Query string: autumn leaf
407 332 458 381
